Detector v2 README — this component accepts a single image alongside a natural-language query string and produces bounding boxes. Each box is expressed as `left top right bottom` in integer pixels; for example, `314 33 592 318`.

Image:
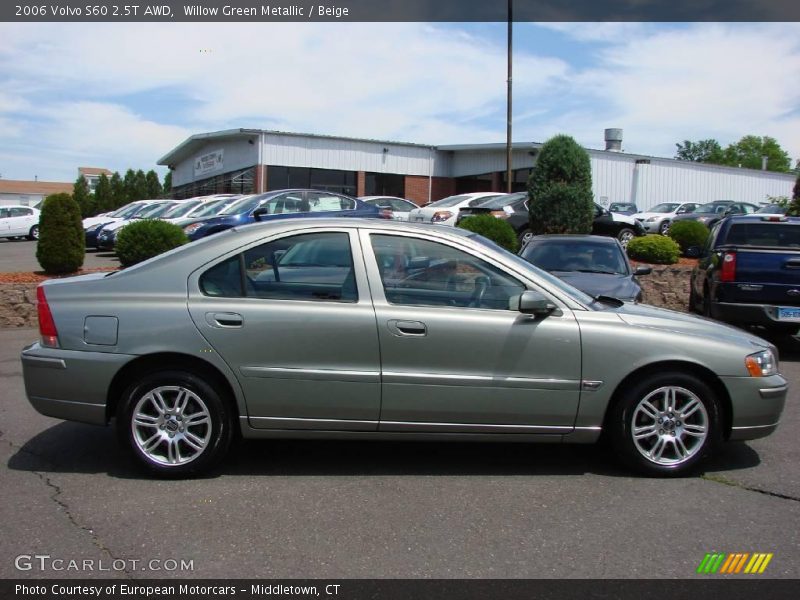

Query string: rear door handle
206 312 244 328
387 320 427 337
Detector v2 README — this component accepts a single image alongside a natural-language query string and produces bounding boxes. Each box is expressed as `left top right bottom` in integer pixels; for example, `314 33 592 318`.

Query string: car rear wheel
609 372 722 476
617 228 635 248
27 225 39 241
518 229 533 247
117 370 233 477
659 221 670 235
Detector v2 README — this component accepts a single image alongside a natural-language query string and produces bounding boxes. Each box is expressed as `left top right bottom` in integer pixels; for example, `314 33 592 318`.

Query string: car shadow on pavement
6 421 762 480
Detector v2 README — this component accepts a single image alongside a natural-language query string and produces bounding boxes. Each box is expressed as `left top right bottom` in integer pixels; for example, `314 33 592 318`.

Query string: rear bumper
21 342 134 425
711 301 800 330
721 373 788 440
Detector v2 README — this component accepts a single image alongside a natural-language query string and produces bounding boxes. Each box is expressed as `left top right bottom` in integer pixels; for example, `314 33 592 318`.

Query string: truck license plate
778 307 800 321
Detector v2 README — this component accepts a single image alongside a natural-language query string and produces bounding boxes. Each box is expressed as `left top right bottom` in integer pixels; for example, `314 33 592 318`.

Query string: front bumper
640 219 664 233
21 342 134 425
721 373 787 440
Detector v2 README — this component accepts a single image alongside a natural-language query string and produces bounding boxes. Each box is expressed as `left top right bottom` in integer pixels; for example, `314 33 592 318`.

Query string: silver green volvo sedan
21 219 787 477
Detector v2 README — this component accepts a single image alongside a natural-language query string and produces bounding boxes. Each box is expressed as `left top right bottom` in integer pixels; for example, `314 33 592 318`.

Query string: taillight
36 286 59 348
720 252 737 282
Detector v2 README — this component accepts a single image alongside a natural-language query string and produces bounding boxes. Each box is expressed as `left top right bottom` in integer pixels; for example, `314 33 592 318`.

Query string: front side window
370 234 525 310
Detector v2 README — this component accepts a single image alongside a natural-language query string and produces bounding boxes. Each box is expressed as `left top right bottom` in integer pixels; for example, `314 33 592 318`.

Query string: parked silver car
21 219 787 477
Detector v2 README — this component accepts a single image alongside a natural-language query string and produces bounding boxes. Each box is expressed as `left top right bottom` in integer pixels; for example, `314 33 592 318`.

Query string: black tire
659 221 670 236
117 370 234 477
608 372 722 477
27 225 40 241
688 284 699 313
702 284 712 318
617 228 635 248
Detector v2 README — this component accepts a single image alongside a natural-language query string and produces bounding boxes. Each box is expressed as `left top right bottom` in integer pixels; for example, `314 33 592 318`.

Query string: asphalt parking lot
1 327 798 580
0 239 119 273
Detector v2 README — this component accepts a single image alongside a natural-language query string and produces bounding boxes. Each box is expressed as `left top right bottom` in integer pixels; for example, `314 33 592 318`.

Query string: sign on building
194 149 224 177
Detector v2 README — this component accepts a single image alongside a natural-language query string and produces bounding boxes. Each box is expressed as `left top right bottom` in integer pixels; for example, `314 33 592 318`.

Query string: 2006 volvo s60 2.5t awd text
21 219 787 477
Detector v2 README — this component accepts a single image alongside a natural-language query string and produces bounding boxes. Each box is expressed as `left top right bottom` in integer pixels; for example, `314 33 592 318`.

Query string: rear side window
725 223 800 248
200 232 357 302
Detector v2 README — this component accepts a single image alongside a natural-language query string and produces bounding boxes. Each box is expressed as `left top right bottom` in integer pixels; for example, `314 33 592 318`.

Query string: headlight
745 349 778 377
431 211 454 223
183 223 204 234
645 217 657 222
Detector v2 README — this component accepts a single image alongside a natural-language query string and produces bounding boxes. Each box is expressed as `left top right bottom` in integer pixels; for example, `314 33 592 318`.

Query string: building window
267 166 357 196
172 166 255 199
364 173 405 198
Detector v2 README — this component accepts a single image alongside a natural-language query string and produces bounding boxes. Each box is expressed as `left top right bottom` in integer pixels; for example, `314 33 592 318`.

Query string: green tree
94 173 113 214
145 170 162 198
72 175 94 218
110 171 126 209
723 135 791 172
675 139 725 163
36 193 85 274
527 134 594 235
163 171 172 195
123 169 137 202
787 173 800 217
133 169 149 200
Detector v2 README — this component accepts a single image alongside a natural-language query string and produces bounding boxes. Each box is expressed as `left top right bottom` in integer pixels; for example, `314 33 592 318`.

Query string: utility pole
506 0 513 193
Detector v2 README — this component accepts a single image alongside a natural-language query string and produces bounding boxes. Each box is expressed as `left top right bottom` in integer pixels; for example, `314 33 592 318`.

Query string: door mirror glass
634 265 652 276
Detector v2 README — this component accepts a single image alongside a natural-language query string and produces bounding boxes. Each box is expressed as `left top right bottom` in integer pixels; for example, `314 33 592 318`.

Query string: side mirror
634 265 652 276
513 290 557 316
685 246 701 258
253 207 268 222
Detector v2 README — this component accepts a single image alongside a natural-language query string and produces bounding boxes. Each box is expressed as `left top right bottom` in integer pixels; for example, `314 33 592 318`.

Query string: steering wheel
468 276 490 308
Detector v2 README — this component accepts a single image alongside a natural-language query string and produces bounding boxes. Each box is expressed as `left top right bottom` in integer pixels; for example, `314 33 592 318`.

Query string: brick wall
356 171 366 197
404 176 457 205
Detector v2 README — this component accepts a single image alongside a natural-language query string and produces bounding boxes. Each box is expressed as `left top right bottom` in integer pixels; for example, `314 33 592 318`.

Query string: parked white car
0 205 41 240
407 192 507 226
633 202 702 235
359 196 419 221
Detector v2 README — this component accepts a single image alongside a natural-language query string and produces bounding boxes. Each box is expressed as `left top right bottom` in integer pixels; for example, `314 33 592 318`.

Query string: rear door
187 226 382 430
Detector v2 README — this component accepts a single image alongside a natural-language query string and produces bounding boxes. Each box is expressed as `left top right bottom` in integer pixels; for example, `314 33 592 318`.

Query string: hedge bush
669 220 709 253
626 234 680 265
36 193 85 274
457 214 518 252
528 134 594 235
115 219 188 267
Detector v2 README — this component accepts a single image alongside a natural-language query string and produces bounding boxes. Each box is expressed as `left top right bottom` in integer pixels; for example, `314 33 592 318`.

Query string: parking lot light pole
506 0 513 193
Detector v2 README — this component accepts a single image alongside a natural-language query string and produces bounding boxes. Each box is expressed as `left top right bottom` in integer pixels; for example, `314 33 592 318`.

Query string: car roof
527 234 619 244
726 215 800 223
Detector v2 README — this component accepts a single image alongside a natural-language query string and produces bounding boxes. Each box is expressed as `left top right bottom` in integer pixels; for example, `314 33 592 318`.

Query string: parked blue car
182 189 384 241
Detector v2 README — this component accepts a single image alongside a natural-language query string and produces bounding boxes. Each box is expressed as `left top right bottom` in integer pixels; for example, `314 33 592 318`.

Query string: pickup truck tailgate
722 250 800 305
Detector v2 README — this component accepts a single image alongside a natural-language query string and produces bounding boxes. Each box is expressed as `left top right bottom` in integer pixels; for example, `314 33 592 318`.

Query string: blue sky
0 22 798 182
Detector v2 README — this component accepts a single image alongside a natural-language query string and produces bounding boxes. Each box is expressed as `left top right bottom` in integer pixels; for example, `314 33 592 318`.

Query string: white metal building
158 129 796 209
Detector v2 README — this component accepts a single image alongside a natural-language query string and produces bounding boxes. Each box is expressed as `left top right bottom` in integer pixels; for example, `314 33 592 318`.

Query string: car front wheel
659 221 670 235
617 228 635 248
608 372 722 476
518 229 533 247
117 370 234 477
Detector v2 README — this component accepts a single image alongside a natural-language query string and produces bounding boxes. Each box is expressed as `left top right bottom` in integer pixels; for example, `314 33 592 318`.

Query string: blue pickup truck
689 215 800 335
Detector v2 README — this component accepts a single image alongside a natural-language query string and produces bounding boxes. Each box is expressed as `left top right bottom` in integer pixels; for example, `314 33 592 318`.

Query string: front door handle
387 320 427 337
206 312 244 328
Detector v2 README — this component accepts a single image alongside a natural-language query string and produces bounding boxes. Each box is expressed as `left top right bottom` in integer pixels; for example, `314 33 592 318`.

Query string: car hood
555 272 640 300
613 302 771 349
610 212 637 225
633 212 672 220
83 216 120 229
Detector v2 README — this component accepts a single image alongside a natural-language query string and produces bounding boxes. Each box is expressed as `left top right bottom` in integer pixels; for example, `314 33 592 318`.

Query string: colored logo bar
697 553 773 574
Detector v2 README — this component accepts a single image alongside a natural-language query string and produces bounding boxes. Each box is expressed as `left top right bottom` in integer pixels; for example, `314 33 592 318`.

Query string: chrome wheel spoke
132 385 212 467
631 385 709 467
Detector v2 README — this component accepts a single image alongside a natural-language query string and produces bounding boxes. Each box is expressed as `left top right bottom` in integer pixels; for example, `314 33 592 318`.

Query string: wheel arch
106 352 242 430
602 360 733 440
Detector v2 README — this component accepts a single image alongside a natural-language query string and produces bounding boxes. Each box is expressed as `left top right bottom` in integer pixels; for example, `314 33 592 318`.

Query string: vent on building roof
604 128 623 152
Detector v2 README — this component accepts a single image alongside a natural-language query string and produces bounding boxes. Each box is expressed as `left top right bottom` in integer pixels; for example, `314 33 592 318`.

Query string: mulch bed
0 267 117 284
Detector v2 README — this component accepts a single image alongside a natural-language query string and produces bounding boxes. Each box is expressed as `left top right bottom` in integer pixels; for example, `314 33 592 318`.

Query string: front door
359 229 583 434
187 227 381 430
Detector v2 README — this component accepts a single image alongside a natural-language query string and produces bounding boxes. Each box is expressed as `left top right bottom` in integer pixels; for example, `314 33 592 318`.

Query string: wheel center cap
165 420 179 432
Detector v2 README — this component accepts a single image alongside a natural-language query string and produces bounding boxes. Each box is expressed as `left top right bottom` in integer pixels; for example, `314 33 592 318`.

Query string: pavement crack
702 473 800 503
33 470 134 579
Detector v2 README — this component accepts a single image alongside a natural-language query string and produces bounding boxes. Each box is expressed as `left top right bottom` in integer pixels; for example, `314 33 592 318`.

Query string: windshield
477 193 525 210
162 201 201 218
756 204 787 214
695 203 727 214
137 202 175 218
649 203 679 213
465 233 595 306
218 195 263 215
109 203 142 218
520 240 629 275
427 194 475 208
190 198 234 217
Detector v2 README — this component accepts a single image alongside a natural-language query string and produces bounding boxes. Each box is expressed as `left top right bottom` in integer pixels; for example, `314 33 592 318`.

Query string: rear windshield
725 223 800 247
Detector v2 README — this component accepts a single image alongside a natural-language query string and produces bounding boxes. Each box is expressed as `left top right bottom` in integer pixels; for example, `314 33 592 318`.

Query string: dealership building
158 129 796 210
